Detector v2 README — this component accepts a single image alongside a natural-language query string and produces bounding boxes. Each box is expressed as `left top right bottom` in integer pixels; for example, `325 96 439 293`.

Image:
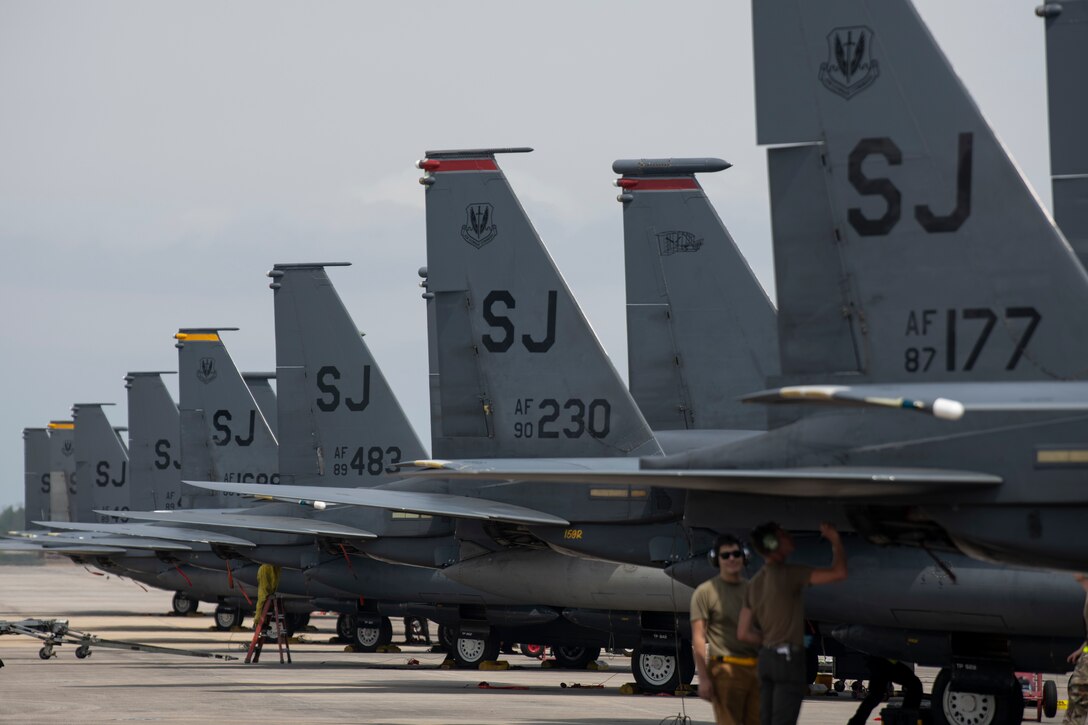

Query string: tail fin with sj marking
269 263 428 486
47 421 75 523
755 0 1088 382
72 404 129 524
616 157 778 431
125 372 182 512
419 148 661 459
23 428 50 526
175 329 278 507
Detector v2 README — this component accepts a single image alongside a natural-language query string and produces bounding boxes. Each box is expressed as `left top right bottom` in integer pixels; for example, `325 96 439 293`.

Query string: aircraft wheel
552 645 601 669
631 644 695 693
378 617 393 647
172 592 199 616
932 667 1019 725
452 635 500 668
284 612 310 637
75 646 91 659
213 605 243 631
38 646 53 660
351 620 384 652
1043 680 1058 719
436 624 456 653
520 643 545 659
336 613 354 641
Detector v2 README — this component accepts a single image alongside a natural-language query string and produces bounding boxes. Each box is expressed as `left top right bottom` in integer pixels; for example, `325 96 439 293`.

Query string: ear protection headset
707 533 748 567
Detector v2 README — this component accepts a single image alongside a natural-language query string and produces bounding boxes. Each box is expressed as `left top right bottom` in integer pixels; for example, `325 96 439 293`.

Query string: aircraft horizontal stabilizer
54 519 258 548
181 480 570 526
410 460 1001 498
744 382 1088 416
6 533 194 552
0 539 129 555
116 510 377 540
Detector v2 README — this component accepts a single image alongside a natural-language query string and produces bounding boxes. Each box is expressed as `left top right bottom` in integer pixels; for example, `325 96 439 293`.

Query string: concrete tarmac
0 561 1068 724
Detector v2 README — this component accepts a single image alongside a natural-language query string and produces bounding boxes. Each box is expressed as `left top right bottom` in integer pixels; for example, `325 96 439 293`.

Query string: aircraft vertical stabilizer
46 421 75 522
615 157 778 430
22 428 50 527
754 0 1088 383
242 373 278 438
175 329 278 507
419 148 661 459
125 372 182 512
268 263 428 486
72 404 129 523
1039 0 1088 265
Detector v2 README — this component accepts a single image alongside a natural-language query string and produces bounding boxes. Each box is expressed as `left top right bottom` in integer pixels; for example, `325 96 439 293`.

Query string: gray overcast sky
0 1 1052 509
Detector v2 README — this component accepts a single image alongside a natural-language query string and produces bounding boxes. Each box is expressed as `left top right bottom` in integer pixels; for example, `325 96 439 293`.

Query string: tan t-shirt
690 577 758 659
743 562 813 648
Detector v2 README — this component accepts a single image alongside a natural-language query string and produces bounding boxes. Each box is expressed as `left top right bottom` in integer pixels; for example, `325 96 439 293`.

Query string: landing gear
38 645 55 660
931 667 1023 725
213 605 243 631
74 645 91 659
172 592 199 616
452 635 500 668
284 612 310 636
436 624 456 653
336 613 354 642
351 616 393 652
520 642 545 659
630 644 695 693
1043 680 1058 719
552 645 601 669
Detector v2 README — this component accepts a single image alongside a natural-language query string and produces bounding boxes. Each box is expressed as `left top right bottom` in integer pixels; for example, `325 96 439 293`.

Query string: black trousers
847 656 923 725
757 646 807 725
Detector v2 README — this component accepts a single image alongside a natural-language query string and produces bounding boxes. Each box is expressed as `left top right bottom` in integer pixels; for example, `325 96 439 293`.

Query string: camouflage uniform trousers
1065 652 1088 725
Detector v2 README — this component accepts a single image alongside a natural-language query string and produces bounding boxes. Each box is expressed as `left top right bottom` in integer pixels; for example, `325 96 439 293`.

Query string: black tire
552 645 602 669
805 644 819 684
284 612 310 637
213 605 243 631
74 646 90 659
336 613 354 641
931 667 1019 725
452 635 500 668
520 643 545 659
38 647 52 660
377 617 393 647
630 644 695 693
1043 680 1058 719
172 591 199 616
437 624 456 653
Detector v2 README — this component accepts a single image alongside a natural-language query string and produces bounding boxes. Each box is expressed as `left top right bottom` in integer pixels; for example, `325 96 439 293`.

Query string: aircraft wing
742 382 1088 418
42 520 257 548
181 480 570 526
0 539 129 555
410 460 1001 498
113 510 377 540
3 534 194 552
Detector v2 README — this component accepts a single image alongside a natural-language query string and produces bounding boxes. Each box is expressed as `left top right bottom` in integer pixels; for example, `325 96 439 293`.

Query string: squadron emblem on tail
461 203 498 248
819 26 880 100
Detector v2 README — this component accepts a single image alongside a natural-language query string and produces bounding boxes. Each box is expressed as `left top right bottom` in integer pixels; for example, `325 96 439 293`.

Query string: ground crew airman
1064 574 1088 725
691 533 760 725
737 522 848 725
